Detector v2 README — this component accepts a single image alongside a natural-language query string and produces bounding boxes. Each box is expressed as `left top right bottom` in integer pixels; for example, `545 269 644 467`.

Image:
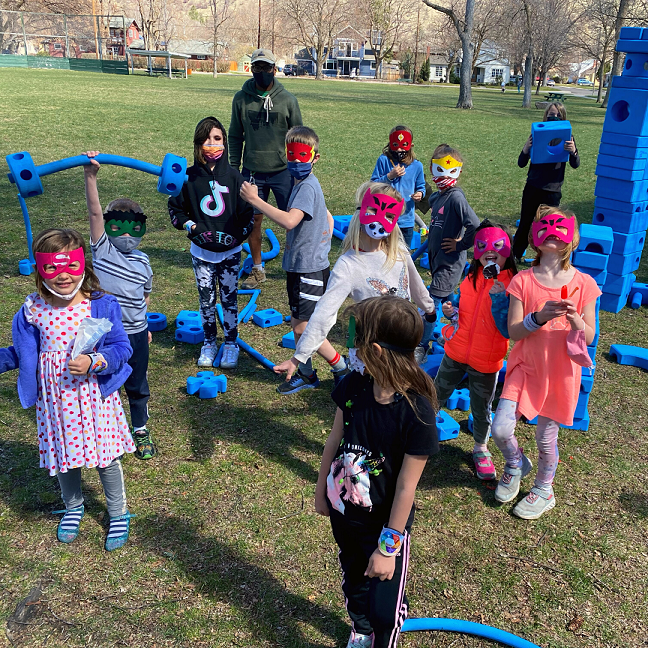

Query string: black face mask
546 115 562 121
395 151 407 162
253 70 274 89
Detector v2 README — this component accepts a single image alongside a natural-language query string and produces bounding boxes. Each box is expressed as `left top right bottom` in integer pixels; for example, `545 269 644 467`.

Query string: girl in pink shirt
491 206 600 519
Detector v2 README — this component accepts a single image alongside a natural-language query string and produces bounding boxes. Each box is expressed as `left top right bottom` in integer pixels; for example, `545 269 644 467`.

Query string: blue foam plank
599 142 648 160
581 373 594 393
600 131 648 148
574 391 591 420
577 266 607 286
597 152 648 171
596 163 647 182
609 343 648 370
530 121 571 164
592 202 648 233
612 230 646 255
595 176 648 202
572 250 609 271
629 282 648 308
600 291 630 313
602 87 648 137
614 75 648 89
607 250 643 275
577 224 614 255
603 272 637 296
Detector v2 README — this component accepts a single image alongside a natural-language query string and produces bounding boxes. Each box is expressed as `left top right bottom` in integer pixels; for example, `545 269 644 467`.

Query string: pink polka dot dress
26 294 135 476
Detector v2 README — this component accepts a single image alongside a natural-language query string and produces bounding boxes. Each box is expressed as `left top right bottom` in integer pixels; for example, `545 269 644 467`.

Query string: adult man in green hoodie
229 48 303 289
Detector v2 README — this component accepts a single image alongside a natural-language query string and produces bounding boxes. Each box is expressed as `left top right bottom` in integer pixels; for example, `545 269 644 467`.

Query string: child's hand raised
387 165 406 180
563 299 585 330
411 191 424 202
536 300 569 324
68 355 91 375
83 151 101 177
489 279 506 295
240 181 259 203
522 135 533 154
564 137 576 153
365 549 395 581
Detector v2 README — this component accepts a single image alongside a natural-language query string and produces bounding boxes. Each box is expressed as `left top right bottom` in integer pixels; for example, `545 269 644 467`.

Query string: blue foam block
186 371 228 399
446 388 469 411
333 215 353 235
498 361 507 383
530 121 571 164
581 372 594 393
467 412 494 435
592 201 648 233
574 392 590 420
600 292 630 313
18 259 33 275
282 331 295 349
595 176 648 203
609 343 648 370
146 312 167 332
601 131 648 148
577 224 614 255
572 250 609 272
431 342 445 355
577 266 607 286
410 231 421 250
597 152 648 171
629 282 648 308
603 272 636 296
176 310 201 328
603 87 648 137
607 250 643 275
436 411 460 441
612 230 646 255
419 253 429 269
617 27 648 54
599 142 648 159
175 325 205 344
587 345 597 362
595 163 647 182
252 308 283 328
423 353 444 378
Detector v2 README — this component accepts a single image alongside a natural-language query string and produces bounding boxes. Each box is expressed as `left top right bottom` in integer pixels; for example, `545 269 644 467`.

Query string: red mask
286 141 315 163
474 227 511 260
36 247 86 279
389 130 412 151
531 213 575 247
359 188 404 234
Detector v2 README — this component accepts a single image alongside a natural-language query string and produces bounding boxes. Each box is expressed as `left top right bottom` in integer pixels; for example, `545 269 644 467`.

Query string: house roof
108 17 138 29
167 39 216 56
334 25 366 41
126 48 191 59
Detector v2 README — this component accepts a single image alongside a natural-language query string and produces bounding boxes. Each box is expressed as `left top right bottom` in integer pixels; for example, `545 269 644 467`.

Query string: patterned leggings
192 252 240 345
491 399 560 489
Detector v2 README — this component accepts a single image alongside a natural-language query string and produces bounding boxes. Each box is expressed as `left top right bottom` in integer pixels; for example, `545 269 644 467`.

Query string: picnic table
543 91 571 102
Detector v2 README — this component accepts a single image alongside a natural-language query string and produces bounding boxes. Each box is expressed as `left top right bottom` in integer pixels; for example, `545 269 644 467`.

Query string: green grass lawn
0 69 647 648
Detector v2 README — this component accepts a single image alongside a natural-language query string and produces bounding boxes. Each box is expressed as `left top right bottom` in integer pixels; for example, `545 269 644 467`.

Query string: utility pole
257 0 261 49
92 0 100 59
271 0 275 52
412 3 421 82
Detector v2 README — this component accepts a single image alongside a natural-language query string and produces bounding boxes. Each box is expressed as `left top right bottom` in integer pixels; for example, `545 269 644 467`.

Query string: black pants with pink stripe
329 509 412 648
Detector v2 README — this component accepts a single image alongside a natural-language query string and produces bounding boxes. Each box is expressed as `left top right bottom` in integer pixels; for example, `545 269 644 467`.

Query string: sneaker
346 632 373 648
105 512 136 552
53 505 84 543
220 343 240 369
133 428 156 460
241 267 266 290
414 345 428 365
197 344 218 367
494 453 533 503
331 358 351 385
513 486 556 519
473 450 497 481
277 369 320 395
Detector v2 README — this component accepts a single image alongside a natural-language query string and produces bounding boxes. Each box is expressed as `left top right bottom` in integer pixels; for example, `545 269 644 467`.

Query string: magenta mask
531 213 575 247
474 227 511 260
359 188 404 236
36 247 86 279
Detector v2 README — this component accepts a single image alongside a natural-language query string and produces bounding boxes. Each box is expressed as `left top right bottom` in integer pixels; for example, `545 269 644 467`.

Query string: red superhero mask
359 188 404 234
474 227 511 260
389 130 413 151
286 141 315 163
531 213 575 247
35 247 86 279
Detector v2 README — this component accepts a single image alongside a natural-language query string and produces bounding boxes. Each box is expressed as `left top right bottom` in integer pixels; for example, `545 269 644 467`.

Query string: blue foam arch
411 239 428 261
401 618 541 647
242 228 280 260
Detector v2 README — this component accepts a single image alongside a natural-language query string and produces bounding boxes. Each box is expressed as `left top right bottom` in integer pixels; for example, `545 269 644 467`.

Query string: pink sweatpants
491 399 560 489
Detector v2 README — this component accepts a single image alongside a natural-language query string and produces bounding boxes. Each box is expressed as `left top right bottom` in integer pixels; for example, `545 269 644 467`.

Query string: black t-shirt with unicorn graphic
326 371 438 527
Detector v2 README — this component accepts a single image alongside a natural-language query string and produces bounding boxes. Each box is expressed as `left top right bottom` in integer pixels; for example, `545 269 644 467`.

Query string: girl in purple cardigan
0 229 135 551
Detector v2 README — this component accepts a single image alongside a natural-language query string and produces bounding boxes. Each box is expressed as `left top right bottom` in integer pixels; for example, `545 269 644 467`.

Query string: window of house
128 29 133 38
370 61 376 69
324 59 336 70
54 43 62 50
491 68 504 78
435 66 443 77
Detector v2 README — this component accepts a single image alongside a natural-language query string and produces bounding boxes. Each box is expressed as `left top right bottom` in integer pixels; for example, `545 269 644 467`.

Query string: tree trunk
602 0 630 107
522 48 533 108
212 35 218 78
446 52 457 82
597 48 607 103
457 34 473 108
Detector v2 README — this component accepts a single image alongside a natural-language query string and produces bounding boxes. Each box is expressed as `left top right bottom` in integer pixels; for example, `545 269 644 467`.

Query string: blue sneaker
105 512 136 552
277 369 320 395
54 505 84 543
494 453 533 503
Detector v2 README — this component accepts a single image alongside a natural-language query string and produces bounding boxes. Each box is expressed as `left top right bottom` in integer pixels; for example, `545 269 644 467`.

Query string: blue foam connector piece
581 372 594 393
419 253 429 269
616 26 648 53
599 142 648 159
446 390 459 409
333 215 353 236
597 152 648 171
410 231 421 250
612 230 646 255
577 224 614 255
175 325 205 344
515 219 520 226
282 331 295 349
602 86 648 136
603 272 636 296
146 312 167 332
431 342 445 355
607 250 643 275
577 266 607 287
629 282 648 308
592 201 648 233
176 310 201 328
436 411 460 441
595 163 646 182
609 343 648 370
423 353 444 378
18 259 33 275
186 371 228 399
456 388 470 411
285 315 291 322
530 121 571 164
595 176 648 203
252 308 283 328
467 412 494 435
572 250 609 272
600 292 630 313
242 228 280 261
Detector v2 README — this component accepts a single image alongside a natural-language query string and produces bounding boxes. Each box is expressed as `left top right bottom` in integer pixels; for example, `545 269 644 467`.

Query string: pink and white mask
531 213 575 247
36 247 86 279
474 227 511 260
359 188 404 239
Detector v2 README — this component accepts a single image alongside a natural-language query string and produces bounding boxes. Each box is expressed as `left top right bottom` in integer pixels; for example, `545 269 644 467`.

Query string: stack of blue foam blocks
593 26 648 313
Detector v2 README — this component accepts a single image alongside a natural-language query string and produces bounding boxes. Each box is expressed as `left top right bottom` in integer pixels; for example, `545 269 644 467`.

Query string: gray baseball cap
251 48 276 65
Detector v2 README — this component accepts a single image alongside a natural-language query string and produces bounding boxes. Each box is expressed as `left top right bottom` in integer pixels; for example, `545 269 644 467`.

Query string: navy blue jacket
0 293 132 409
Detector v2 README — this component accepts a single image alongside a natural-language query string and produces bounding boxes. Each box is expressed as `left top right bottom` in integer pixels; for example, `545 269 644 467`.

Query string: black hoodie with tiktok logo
168 132 254 253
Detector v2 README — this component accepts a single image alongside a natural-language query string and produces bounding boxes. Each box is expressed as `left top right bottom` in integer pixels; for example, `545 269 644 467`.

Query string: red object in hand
561 285 568 300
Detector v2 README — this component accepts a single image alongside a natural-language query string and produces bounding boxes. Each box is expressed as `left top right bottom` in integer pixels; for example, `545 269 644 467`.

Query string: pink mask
359 188 404 234
531 213 575 247
474 227 511 260
36 247 86 279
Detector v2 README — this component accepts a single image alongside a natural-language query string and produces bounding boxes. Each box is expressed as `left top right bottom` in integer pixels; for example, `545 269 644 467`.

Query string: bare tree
470 0 507 78
190 0 232 77
282 0 348 79
422 0 476 108
135 0 175 49
602 0 631 106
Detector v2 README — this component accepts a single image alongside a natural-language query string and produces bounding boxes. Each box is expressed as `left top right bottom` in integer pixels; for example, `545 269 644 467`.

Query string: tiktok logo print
200 180 230 217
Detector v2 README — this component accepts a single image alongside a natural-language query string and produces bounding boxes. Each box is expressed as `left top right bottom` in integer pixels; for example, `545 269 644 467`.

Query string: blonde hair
529 205 580 270
342 181 408 271
286 125 319 154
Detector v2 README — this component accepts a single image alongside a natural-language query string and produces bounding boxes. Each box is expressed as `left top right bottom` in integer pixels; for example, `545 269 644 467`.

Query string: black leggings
513 184 561 259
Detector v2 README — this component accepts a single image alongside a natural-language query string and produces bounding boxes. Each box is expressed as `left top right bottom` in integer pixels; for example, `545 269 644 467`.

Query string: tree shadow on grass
137 513 349 647
619 491 648 518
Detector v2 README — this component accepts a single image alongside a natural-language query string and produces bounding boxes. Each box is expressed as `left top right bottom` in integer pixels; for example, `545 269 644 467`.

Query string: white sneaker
220 343 239 369
346 632 373 648
197 344 218 367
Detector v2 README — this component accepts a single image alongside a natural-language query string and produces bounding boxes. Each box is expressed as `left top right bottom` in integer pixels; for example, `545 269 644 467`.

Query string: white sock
253 263 263 271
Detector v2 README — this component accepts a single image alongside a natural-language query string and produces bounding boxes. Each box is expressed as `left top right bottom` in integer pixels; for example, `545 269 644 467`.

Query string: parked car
577 78 594 86
284 64 298 76
546 79 555 86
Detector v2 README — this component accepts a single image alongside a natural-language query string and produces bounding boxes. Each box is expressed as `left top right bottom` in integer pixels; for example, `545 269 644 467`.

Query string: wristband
523 312 543 332
378 526 405 557
424 311 437 324
87 352 107 374
184 220 196 233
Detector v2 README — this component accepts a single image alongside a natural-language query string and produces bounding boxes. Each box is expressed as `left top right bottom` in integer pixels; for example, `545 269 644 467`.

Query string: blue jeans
400 226 414 249
242 167 293 212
